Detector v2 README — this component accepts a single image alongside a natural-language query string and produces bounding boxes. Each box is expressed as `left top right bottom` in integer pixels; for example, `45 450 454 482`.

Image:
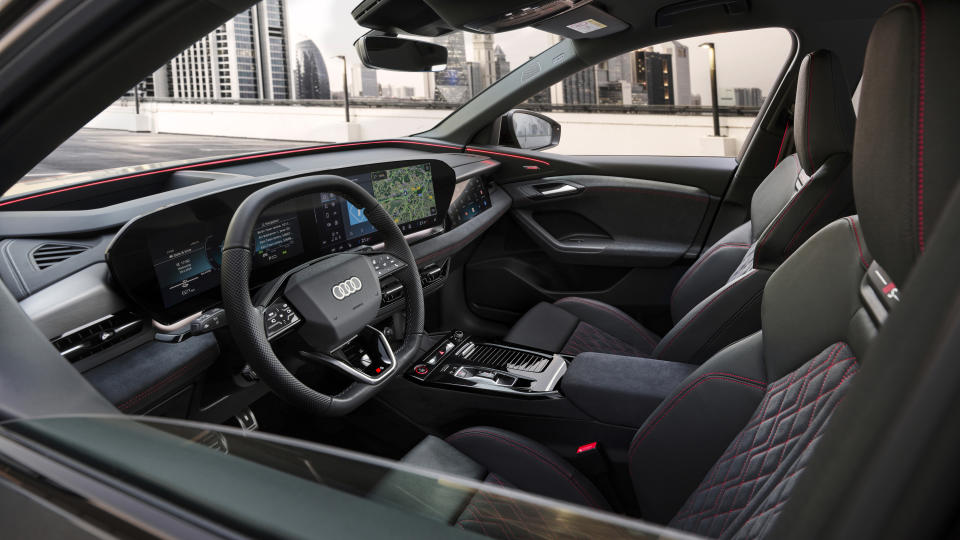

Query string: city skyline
142 0 787 108
286 0 789 105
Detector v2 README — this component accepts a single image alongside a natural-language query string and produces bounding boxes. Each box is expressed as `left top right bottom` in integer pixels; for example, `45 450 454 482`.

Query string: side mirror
499 110 561 151
354 32 447 72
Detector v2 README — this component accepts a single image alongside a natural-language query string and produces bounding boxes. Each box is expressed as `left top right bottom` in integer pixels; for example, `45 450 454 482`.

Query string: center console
402 330 703 430
406 331 567 396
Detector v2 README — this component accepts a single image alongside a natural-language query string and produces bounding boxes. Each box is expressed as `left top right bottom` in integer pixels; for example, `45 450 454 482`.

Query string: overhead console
107 160 459 324
354 0 628 38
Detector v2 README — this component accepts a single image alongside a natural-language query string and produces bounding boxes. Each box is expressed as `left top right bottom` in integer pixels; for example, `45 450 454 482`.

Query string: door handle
530 181 583 199
537 184 578 196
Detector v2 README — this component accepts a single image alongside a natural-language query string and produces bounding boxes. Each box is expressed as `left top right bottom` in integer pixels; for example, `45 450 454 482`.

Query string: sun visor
533 4 629 39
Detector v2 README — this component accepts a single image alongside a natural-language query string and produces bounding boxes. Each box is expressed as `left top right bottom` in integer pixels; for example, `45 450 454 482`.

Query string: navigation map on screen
371 163 437 226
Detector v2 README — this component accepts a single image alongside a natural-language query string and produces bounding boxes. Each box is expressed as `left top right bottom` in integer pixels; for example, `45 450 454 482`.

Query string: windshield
5 0 550 200
1 415 692 539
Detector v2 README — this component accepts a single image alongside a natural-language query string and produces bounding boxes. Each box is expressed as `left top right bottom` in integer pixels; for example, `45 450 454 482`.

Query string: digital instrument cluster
108 160 455 323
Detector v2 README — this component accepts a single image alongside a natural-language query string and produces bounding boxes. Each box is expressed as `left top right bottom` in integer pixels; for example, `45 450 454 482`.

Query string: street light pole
335 55 350 123
700 42 720 137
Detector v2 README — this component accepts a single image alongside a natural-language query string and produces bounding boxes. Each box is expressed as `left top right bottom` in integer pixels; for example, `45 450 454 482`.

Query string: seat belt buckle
573 441 610 477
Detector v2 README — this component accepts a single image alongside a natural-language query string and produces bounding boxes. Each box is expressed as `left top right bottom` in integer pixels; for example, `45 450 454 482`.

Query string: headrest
854 0 960 285
795 49 856 174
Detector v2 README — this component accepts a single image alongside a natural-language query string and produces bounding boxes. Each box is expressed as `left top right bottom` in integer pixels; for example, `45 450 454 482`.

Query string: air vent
31 242 90 270
457 343 551 373
51 310 144 362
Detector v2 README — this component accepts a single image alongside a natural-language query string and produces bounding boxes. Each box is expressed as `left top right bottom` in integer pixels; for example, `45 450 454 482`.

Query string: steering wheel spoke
300 326 397 384
263 296 302 341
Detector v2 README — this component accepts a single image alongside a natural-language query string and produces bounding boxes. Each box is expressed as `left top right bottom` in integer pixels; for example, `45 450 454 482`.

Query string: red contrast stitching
657 270 757 356
629 373 766 461
913 0 926 252
117 361 200 410
804 54 814 171
465 147 551 166
844 217 869 269
670 242 751 307
754 169 815 267
555 297 658 348
774 121 791 168
447 429 603 509
783 179 841 253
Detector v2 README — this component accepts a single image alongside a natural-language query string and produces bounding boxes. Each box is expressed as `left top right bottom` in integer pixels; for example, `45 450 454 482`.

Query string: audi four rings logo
332 277 363 300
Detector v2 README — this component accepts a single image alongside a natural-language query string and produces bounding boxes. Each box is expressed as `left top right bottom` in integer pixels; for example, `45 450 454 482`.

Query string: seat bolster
447 426 611 511
670 221 752 322
370 435 486 523
503 301 579 352
753 153 854 271
628 332 768 524
553 297 660 353
654 269 771 364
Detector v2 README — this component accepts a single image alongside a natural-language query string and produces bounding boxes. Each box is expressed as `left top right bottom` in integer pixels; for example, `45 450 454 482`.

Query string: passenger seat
505 49 857 364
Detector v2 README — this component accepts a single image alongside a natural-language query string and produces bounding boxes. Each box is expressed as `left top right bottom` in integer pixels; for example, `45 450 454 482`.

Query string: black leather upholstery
653 268 770 363
669 342 859 537
400 4 960 536
795 50 857 175
445 427 611 511
504 50 856 365
854 0 960 286
670 222 752 322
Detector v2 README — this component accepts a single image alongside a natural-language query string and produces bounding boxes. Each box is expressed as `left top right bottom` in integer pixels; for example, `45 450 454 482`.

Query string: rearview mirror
354 32 447 72
499 110 561 151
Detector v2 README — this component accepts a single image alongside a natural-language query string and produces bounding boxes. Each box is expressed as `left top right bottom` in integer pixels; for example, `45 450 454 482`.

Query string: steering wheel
220 174 425 416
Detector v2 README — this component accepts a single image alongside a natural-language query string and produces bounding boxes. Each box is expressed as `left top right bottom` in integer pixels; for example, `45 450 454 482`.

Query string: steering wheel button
414 365 429 375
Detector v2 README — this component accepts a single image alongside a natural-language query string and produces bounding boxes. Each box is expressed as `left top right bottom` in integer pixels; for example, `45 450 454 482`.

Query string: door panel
464 154 737 331
506 175 711 267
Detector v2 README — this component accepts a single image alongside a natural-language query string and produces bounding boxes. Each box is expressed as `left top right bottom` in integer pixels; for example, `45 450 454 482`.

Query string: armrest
561 353 697 428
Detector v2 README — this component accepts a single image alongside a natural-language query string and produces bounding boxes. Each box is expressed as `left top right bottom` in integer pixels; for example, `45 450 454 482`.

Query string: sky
286 0 792 104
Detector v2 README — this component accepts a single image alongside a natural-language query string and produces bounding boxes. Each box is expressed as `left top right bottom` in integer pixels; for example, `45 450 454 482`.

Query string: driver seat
393 2 960 537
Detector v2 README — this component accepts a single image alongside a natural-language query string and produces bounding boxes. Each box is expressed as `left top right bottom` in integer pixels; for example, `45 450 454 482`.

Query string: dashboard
106 159 490 324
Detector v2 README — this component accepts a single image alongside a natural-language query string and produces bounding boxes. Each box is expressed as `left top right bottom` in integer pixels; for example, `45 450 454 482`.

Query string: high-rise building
472 34 496 90
294 40 331 100
634 50 674 105
735 87 764 107
494 46 511 80
466 61 485 97
657 41 691 105
433 32 470 103
596 51 633 84
148 0 292 100
719 87 764 107
598 80 633 105
562 66 597 105
350 65 378 97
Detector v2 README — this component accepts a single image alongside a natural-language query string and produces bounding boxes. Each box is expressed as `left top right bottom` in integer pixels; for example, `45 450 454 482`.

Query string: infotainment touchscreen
315 162 438 251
